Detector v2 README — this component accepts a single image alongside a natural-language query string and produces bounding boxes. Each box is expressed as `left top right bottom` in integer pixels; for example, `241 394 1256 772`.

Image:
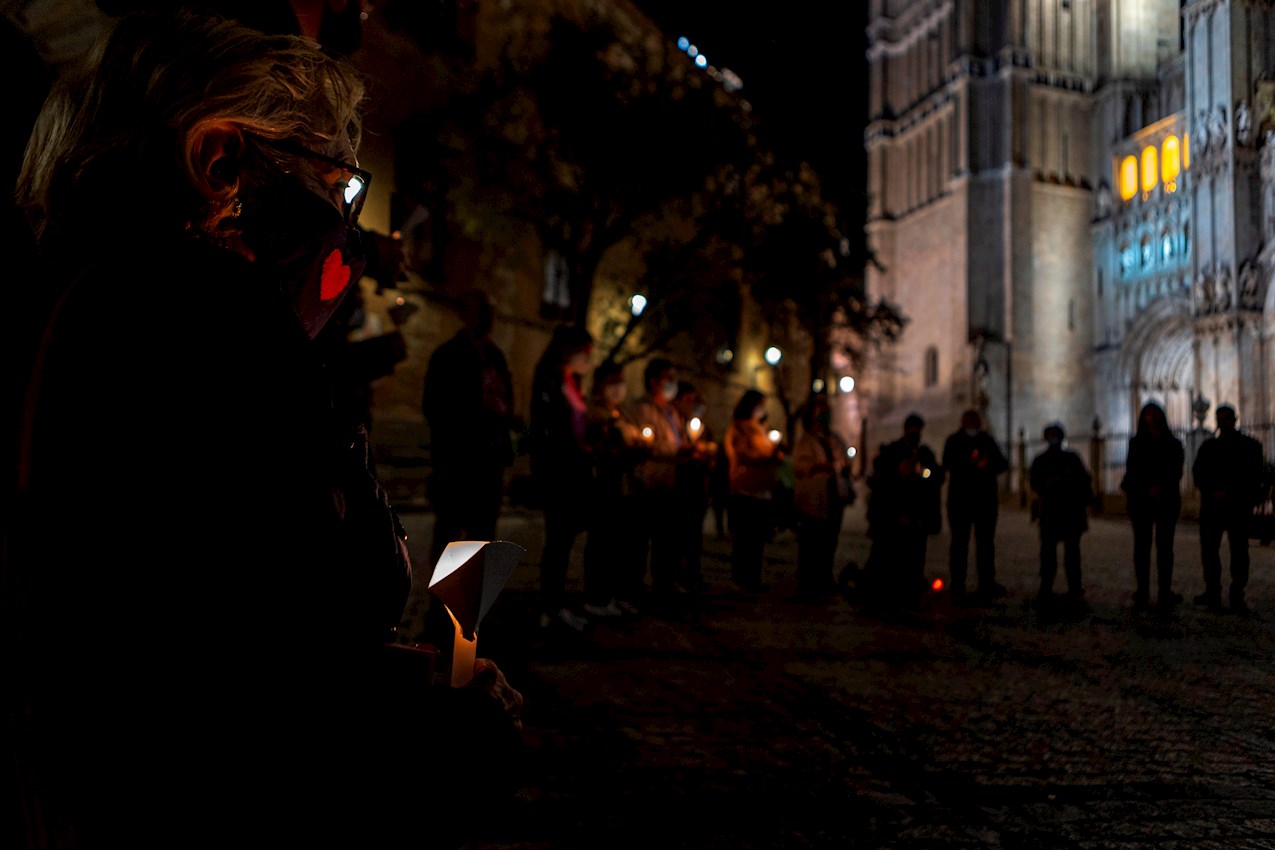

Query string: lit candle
768 429 781 444
445 605 478 687
642 426 654 441
688 416 703 440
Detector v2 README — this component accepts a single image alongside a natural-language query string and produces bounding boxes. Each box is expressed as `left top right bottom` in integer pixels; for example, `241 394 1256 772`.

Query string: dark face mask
239 162 366 339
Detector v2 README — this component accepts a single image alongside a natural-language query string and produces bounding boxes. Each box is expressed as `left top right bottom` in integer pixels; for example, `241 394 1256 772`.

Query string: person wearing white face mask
624 357 686 611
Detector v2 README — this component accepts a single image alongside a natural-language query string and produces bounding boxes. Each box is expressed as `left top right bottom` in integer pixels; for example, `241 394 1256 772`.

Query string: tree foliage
394 2 903 371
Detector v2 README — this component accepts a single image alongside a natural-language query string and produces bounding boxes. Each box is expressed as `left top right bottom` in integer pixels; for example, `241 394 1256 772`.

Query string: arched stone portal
1111 296 1195 433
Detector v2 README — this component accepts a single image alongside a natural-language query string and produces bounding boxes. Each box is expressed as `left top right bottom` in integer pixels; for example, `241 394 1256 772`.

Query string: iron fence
1004 423 1275 523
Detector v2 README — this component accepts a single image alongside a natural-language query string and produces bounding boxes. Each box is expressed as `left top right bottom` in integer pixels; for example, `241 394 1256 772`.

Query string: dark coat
867 436 944 536
1120 431 1185 517
1193 430 1265 518
8 236 518 847
941 428 1008 515
422 327 514 473
1030 446 1092 538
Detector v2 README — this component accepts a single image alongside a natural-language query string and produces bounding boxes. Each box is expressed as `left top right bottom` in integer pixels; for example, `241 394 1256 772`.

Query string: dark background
632 1 870 231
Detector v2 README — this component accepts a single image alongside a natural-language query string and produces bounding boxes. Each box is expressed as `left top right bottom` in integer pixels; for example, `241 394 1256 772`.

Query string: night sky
632 1 870 224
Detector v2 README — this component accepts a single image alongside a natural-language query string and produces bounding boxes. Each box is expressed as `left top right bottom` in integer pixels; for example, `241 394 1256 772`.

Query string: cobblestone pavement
396 500 1275 849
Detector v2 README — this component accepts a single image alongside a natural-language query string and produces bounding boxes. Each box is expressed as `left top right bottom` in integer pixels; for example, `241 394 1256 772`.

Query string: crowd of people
857 403 1265 616
420 320 865 632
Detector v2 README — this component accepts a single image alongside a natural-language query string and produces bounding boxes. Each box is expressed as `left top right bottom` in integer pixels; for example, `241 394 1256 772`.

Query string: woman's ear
187 121 245 202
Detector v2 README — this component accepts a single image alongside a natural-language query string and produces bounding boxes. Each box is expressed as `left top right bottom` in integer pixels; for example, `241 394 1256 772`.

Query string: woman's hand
470 657 524 732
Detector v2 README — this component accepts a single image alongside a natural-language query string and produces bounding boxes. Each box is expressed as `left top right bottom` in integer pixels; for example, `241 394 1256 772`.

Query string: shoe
540 608 588 632
583 600 623 618
557 607 589 631
1194 592 1223 610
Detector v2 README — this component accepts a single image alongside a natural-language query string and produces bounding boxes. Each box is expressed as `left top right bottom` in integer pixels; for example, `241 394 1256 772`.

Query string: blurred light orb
677 36 689 51
812 378 825 393
695 55 707 68
687 45 698 57
922 468 932 479
932 578 944 591
689 416 702 432
846 447 857 458
716 347 734 365
839 375 855 393
641 427 654 440
764 346 782 366
767 429 782 444
630 294 647 316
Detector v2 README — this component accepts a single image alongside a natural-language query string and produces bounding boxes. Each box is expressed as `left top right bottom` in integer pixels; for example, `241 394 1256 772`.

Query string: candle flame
642 426 654 440
767 429 781 443
932 578 944 592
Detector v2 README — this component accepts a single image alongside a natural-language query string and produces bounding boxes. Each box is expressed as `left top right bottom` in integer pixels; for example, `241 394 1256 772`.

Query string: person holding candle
862 414 943 609
673 381 717 594
7 13 524 847
625 357 686 611
792 393 855 601
725 388 785 593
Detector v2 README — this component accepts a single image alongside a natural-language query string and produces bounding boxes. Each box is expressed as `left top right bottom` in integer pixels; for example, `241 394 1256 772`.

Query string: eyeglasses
244 132 371 227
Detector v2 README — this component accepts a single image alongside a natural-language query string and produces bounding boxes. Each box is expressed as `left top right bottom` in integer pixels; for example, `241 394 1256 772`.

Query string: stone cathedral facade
863 0 1275 481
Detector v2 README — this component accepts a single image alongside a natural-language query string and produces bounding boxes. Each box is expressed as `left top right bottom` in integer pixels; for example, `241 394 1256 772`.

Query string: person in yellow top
725 388 785 592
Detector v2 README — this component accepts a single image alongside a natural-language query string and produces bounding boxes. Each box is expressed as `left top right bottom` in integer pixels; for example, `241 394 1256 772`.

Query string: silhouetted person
1029 423 1091 603
863 413 943 608
422 290 514 566
792 393 854 600
941 409 1009 603
528 324 595 632
1120 402 1185 610
1192 404 1264 614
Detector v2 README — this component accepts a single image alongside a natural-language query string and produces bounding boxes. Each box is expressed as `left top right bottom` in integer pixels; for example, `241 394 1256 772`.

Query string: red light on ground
931 578 945 592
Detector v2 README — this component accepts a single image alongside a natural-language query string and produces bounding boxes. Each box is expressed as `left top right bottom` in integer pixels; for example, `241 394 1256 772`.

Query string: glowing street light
764 346 783 366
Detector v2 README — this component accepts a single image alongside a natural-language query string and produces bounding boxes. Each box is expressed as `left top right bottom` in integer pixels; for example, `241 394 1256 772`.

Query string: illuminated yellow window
1161 135 1180 192
1141 146 1158 195
1119 155 1138 202
1183 132 1190 170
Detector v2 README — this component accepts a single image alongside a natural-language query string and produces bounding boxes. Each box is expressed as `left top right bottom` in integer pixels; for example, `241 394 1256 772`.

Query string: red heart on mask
320 249 352 300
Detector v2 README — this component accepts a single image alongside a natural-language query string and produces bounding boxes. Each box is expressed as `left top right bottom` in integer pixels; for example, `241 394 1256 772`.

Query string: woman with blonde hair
8 12 521 848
